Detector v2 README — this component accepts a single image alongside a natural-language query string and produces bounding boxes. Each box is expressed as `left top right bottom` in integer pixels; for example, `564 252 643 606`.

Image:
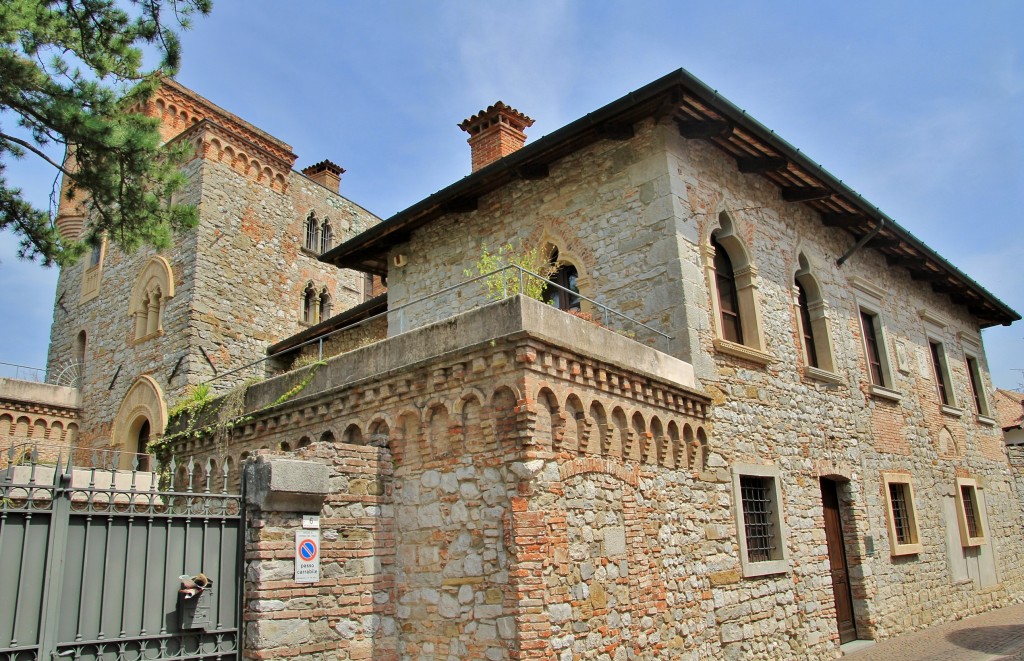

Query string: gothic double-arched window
302 283 332 324
130 257 175 342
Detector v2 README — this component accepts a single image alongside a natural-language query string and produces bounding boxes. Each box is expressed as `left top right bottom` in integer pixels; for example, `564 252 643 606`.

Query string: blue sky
2 0 1022 389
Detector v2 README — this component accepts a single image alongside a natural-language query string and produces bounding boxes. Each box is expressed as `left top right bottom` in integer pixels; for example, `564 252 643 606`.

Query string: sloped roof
995 388 1024 430
320 68 1019 328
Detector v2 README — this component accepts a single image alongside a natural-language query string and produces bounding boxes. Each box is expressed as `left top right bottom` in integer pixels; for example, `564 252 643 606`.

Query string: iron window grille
888 483 913 546
740 476 775 563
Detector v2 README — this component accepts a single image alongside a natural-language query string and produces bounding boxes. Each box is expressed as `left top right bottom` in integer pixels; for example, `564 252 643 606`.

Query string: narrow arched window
320 219 332 253
319 289 331 321
302 283 317 324
796 280 818 368
543 248 581 312
304 212 319 251
713 237 743 344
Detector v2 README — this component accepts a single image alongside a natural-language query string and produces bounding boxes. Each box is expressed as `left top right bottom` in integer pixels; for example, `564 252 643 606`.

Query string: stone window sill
941 405 964 419
740 559 790 578
300 247 322 258
713 339 774 366
804 366 844 386
890 542 922 557
976 414 997 427
131 329 164 346
868 384 902 403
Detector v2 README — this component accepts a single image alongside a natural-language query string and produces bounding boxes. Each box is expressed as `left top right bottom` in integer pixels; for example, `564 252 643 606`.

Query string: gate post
242 457 329 661
36 460 72 661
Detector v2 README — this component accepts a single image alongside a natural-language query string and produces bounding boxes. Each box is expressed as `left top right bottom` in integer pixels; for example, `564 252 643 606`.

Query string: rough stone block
245 457 328 512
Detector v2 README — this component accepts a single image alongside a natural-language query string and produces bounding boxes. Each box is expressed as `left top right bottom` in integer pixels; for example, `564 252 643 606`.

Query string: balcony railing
0 361 46 383
201 265 673 393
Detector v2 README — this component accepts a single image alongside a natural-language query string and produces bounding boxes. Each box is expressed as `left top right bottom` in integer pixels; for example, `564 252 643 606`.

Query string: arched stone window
319 288 331 321
543 248 581 312
320 219 332 253
304 211 319 251
712 238 743 344
130 256 175 342
704 212 769 363
302 282 317 324
794 253 837 376
73 330 86 383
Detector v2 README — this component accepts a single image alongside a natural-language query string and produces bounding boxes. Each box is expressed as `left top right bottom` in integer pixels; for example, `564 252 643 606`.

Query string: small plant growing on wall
465 242 555 302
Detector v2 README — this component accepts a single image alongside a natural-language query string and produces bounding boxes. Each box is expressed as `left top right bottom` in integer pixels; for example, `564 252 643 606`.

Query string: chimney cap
302 159 346 176
459 101 535 135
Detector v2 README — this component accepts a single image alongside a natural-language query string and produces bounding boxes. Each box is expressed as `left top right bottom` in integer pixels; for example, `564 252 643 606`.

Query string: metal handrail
0 361 46 383
200 264 673 392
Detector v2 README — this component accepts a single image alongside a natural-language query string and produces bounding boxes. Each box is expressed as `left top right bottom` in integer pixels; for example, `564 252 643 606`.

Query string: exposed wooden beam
931 281 952 294
443 197 478 213
822 213 867 228
910 269 946 282
885 254 921 268
676 119 732 139
781 187 832 203
736 156 788 174
869 236 902 250
517 163 549 180
598 123 635 140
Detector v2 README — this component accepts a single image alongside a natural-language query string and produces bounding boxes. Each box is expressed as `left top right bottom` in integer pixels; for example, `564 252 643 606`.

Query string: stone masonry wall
370 116 1023 653
47 138 379 448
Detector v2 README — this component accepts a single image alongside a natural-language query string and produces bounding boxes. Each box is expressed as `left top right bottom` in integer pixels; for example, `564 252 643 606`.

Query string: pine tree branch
0 132 77 180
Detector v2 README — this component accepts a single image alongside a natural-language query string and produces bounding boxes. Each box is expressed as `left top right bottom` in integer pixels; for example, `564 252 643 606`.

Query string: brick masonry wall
178 310 715 660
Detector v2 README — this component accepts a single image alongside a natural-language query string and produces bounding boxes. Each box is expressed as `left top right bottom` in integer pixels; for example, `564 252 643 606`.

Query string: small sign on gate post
295 529 320 583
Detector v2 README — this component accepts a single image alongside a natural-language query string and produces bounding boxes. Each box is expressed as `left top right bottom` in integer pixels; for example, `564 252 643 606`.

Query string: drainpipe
836 216 886 267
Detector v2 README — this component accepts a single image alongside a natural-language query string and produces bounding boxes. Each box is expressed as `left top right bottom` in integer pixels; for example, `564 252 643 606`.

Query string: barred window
888 483 913 545
955 478 986 546
740 476 775 563
732 464 789 576
882 473 921 555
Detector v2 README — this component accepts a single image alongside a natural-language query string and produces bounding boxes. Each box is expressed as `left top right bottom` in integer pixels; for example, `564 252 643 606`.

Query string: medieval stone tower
44 79 380 463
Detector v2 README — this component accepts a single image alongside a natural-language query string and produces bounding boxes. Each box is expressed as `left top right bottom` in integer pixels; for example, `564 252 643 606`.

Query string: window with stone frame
304 211 319 252
964 354 991 418
882 472 922 556
130 257 175 342
301 282 318 324
928 340 955 407
714 238 743 344
851 277 899 400
793 254 838 378
704 213 770 364
732 463 789 577
542 248 581 312
318 288 332 321
954 477 987 547
320 219 333 254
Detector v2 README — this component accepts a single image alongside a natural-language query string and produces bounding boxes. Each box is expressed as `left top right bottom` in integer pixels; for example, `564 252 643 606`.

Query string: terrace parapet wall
171 296 713 660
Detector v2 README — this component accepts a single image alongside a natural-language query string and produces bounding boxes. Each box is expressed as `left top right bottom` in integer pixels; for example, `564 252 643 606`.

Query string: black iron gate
0 448 243 661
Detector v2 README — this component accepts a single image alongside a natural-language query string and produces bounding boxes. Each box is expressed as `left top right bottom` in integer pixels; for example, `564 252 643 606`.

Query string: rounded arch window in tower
542 248 581 312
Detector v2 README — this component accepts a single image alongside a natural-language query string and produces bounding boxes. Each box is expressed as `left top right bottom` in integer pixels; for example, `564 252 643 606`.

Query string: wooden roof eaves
323 68 1020 327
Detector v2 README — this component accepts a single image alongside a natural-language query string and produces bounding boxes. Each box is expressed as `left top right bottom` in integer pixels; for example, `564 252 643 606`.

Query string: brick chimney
459 102 534 173
302 160 345 193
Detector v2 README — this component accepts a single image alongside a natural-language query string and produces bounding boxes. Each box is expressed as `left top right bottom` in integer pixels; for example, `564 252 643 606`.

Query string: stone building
44 79 381 462
48 68 1024 659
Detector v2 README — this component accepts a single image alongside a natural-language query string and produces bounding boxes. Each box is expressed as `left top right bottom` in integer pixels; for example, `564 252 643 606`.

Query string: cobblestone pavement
843 603 1024 660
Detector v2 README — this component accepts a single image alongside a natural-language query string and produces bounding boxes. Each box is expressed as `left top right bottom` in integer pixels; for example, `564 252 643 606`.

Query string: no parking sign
295 529 320 583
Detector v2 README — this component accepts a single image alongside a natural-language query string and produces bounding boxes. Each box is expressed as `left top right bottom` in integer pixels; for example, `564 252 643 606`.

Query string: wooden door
821 479 857 643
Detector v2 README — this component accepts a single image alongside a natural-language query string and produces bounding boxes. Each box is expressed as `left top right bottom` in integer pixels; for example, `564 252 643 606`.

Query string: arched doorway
112 376 167 470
